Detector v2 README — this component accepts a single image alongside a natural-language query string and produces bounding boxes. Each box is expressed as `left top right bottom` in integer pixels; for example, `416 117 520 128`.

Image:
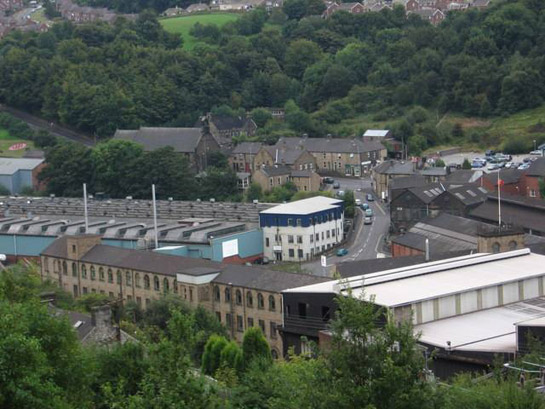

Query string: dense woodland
2 0 545 154
3 263 545 408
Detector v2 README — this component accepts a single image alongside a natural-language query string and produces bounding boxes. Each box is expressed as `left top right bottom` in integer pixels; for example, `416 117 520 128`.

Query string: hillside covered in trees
1 0 545 153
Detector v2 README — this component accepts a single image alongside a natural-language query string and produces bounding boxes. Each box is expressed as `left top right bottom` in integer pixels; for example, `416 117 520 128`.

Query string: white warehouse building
259 196 344 262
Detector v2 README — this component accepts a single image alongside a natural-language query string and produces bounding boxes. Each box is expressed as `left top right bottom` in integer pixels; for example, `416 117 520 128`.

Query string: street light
534 139 537 151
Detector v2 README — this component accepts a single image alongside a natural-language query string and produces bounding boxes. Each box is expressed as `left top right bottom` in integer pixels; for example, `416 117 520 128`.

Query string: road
303 176 390 276
0 105 95 147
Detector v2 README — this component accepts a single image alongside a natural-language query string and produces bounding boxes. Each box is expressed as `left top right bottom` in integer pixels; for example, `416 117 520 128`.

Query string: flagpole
83 183 89 233
497 170 501 229
152 184 159 249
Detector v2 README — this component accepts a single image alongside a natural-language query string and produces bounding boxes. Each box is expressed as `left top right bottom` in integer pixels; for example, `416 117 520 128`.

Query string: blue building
0 158 44 194
259 196 344 262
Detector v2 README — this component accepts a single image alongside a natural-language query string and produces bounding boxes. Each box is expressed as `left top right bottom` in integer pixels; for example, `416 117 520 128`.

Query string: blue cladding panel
259 206 343 228
210 229 263 261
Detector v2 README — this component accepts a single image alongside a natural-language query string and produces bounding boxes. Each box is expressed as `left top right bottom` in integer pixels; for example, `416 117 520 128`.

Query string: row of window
266 229 339 247
213 286 277 311
50 260 176 293
263 212 339 228
217 312 278 339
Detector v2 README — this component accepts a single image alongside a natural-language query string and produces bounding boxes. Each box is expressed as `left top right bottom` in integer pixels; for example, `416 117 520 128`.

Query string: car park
366 193 374 201
336 248 348 257
364 216 373 225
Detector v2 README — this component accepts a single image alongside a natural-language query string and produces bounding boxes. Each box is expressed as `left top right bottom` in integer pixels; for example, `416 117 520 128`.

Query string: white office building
259 196 344 262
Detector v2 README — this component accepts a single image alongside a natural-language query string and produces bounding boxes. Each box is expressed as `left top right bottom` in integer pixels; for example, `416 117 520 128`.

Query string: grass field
160 13 240 50
0 128 36 158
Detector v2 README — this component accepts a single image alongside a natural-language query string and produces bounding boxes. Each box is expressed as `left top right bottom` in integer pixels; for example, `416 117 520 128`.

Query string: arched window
173 279 178 294
108 269 113 283
492 242 500 254
163 278 169 293
225 287 231 303
257 293 264 309
214 285 221 301
144 275 150 289
62 261 67 275
116 270 122 285
71 262 77 277
183 286 187 299
154 276 160 291
98 267 104 281
246 291 253 308
509 241 517 251
81 264 87 279
126 271 132 286
269 295 276 311
135 273 141 288
90 266 96 281
235 290 242 305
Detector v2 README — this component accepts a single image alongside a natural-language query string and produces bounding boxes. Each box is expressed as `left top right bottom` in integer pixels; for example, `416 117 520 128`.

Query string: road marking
374 200 386 216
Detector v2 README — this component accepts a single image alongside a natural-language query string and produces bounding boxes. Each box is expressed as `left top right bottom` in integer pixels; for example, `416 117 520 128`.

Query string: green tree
250 108 273 128
241 327 272 371
284 39 322 79
434 159 446 167
245 183 263 202
343 190 356 218
462 158 472 169
199 167 239 201
220 341 243 373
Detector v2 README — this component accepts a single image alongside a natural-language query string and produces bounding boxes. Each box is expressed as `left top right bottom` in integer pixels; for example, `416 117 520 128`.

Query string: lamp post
534 139 537 151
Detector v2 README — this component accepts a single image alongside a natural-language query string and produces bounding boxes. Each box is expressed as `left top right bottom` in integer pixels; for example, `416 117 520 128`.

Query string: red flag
498 179 504 187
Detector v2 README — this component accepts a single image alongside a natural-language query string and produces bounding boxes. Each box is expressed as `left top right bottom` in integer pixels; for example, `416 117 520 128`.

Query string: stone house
229 141 263 173
273 137 386 176
409 7 445 25
40 235 328 358
113 127 220 172
252 165 322 193
404 0 420 11
322 1 366 17
372 160 417 201
520 158 545 199
253 145 317 171
186 3 210 12
206 114 257 153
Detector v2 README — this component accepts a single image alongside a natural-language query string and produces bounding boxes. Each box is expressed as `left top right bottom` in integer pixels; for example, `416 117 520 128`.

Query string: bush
0 184 10 195
462 158 472 169
202 335 228 375
503 136 531 154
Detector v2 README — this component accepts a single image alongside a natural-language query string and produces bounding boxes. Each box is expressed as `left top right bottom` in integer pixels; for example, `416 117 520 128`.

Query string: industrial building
281 249 545 377
0 158 45 194
259 196 344 262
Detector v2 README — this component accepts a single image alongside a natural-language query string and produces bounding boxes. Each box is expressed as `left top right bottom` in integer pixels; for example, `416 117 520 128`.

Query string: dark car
323 177 334 184
366 193 374 201
333 182 340 189
485 149 496 157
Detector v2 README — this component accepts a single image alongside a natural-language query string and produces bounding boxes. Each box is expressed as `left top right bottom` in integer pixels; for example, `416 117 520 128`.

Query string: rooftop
232 142 262 155
113 127 205 153
260 196 343 216
373 160 415 175
416 297 545 353
0 158 44 175
285 249 545 307
526 157 545 177
363 130 390 138
275 137 385 154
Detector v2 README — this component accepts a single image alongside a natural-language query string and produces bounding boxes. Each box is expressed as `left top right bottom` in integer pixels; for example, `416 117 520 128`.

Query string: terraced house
40 234 328 357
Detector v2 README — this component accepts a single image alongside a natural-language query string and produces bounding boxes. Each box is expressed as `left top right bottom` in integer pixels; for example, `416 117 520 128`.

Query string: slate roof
389 175 428 191
212 264 330 292
336 250 473 278
392 231 475 254
232 142 262 155
407 183 445 204
0 158 44 175
526 158 545 177
275 137 385 154
420 167 448 177
374 160 416 175
483 169 524 185
290 170 314 178
210 116 247 130
470 195 545 234
447 185 488 206
113 127 204 153
337 2 361 10
445 169 481 186
259 165 291 177
42 237 221 276
264 146 307 165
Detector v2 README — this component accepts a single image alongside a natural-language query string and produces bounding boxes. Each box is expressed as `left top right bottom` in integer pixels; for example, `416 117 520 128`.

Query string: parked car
530 150 543 155
361 203 369 210
253 257 269 265
518 163 531 170
366 193 374 201
472 160 485 168
333 182 340 189
336 248 348 257
323 177 334 184
485 149 496 157
487 163 499 171
364 216 373 225
355 198 362 206
505 162 514 169
365 208 373 217
337 190 345 197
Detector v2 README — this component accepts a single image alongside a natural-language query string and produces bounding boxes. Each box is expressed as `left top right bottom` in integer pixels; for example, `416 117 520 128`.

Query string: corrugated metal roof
0 158 44 175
